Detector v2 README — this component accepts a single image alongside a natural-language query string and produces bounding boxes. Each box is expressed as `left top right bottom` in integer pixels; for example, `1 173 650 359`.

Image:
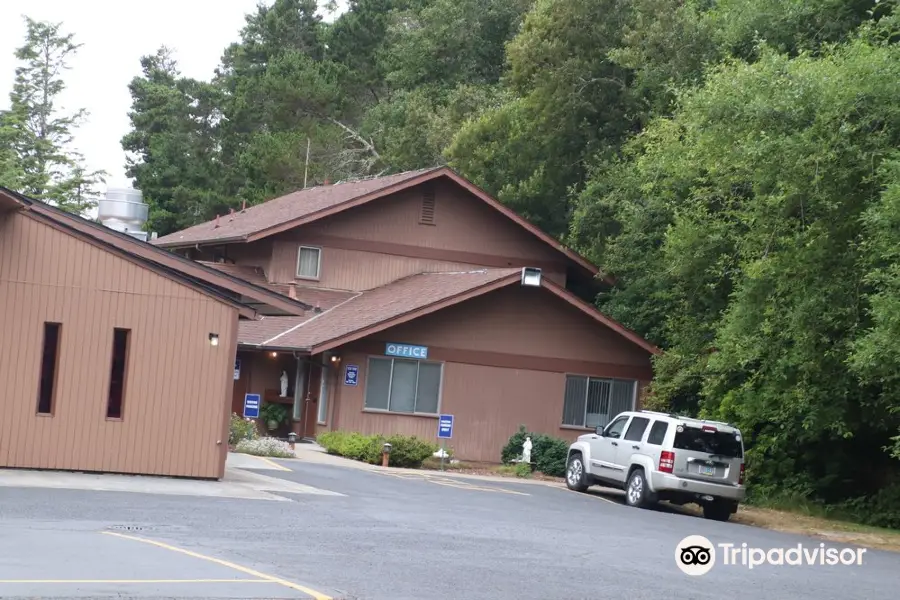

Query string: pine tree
1 17 104 214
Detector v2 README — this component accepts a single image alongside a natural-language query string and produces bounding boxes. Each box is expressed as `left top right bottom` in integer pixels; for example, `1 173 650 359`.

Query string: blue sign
243 393 261 419
438 414 454 439
344 364 359 386
385 342 428 360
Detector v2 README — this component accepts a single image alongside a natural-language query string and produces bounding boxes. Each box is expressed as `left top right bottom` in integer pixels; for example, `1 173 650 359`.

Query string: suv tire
565 453 589 492
703 500 734 522
625 468 654 509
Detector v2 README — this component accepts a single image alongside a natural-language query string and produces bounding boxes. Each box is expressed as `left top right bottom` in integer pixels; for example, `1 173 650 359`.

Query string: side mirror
595 426 604 436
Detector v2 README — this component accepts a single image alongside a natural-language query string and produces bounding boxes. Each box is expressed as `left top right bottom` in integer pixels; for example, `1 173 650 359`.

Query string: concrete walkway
0 454 344 501
285 442 587 489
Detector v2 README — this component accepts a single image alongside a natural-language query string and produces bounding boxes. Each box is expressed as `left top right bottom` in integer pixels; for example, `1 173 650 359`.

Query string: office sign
344 364 359 386
234 358 241 380
243 393 261 419
385 342 428 360
438 414 454 439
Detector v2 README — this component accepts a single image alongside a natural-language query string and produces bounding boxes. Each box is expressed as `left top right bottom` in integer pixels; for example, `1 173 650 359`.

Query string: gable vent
420 186 436 225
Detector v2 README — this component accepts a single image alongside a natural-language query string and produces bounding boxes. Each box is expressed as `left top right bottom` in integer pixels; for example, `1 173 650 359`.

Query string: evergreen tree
1 17 104 214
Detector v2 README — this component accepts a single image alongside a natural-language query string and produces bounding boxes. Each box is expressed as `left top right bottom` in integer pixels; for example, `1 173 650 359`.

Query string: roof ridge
258 290 363 346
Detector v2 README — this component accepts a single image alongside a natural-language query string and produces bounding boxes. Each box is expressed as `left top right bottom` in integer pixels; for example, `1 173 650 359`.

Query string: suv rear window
673 426 743 458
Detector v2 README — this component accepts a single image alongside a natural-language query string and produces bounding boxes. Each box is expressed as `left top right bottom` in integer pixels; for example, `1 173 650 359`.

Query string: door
615 415 652 470
302 365 321 438
588 415 631 483
231 354 248 416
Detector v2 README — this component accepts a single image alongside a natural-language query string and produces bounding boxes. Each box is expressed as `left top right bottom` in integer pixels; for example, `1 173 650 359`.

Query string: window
37 322 62 415
624 416 650 442
674 426 744 458
106 328 130 419
562 375 636 428
317 363 328 424
603 416 629 439
296 246 321 279
646 421 668 445
364 357 442 414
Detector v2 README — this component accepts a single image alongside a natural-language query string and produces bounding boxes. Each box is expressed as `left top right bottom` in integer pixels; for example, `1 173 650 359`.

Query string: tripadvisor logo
675 535 867 575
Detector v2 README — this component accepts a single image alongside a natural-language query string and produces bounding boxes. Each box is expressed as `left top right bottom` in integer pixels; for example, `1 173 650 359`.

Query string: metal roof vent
98 187 149 242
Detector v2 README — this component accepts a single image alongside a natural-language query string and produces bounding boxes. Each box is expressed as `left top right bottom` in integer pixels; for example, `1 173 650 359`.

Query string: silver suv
565 410 746 521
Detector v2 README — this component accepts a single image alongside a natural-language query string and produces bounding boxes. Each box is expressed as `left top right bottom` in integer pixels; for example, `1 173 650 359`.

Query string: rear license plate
698 465 715 476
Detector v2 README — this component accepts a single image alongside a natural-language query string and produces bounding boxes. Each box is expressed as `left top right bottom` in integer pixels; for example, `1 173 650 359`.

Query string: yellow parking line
256 456 292 471
102 531 332 600
0 579 267 584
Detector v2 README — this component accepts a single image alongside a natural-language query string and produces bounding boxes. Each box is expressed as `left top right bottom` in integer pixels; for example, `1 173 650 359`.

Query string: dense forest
2 0 899 525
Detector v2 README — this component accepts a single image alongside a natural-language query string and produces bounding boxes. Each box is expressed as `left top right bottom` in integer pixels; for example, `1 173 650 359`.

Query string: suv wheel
625 468 654 509
703 500 734 522
566 453 589 492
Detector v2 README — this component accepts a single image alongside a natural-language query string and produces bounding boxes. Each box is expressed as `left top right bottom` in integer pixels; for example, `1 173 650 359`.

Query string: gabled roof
153 167 599 276
238 268 660 356
0 187 313 317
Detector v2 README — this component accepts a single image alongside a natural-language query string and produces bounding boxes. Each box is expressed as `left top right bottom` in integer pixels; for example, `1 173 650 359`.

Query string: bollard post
382 442 392 467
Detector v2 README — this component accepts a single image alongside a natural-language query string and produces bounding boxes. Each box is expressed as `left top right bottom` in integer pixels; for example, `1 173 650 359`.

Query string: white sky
0 1 347 189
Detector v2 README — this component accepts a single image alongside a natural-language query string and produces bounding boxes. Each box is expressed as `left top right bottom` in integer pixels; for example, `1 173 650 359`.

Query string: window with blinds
296 246 321 279
562 375 636 428
364 357 442 414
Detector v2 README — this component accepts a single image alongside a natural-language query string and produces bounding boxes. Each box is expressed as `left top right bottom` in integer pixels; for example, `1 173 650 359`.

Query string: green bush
229 413 258 445
317 431 438 468
500 426 570 477
514 462 532 478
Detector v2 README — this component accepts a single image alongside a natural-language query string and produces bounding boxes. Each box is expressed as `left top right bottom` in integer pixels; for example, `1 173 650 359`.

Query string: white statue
522 436 533 464
280 371 289 397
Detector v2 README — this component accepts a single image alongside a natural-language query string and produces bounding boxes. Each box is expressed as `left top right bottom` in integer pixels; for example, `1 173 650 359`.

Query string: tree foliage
0 17 104 213
113 0 900 516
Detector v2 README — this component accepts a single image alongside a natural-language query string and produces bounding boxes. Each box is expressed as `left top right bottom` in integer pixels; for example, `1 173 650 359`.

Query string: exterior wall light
521 267 542 287
330 355 340 363
208 333 219 346
270 351 278 358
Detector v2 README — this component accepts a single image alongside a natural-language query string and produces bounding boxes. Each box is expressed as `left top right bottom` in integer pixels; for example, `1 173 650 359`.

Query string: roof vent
98 187 149 242
521 267 542 287
420 185 436 225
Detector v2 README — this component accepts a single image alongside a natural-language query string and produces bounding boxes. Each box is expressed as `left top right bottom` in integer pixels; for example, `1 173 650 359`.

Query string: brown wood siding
259 181 568 290
0 212 238 478
268 243 566 291
328 285 653 462
303 181 562 258
375 286 651 367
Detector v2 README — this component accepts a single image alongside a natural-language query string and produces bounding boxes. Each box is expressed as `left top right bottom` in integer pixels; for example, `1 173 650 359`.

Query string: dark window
364 357 442 414
673 426 743 458
603 416 629 439
624 416 650 442
647 421 668 445
420 185 436 224
37 322 62 414
562 375 636 428
106 328 131 419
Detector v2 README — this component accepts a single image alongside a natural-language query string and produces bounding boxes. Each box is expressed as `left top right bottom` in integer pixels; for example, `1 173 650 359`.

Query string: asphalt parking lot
0 456 897 600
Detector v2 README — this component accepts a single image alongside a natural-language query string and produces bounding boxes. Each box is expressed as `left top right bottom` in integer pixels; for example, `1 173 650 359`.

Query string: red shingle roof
154 169 438 247
239 269 519 351
238 315 316 345
199 261 356 310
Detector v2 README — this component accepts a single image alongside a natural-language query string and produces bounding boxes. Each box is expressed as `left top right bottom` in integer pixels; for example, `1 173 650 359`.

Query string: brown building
0 188 311 479
156 167 660 463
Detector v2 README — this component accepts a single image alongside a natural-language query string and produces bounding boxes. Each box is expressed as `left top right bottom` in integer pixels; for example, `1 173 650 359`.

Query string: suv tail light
659 451 675 473
739 463 745 485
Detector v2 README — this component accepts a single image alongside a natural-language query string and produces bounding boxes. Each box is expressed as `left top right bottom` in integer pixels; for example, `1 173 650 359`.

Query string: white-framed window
296 246 321 280
364 357 442 414
562 376 636 429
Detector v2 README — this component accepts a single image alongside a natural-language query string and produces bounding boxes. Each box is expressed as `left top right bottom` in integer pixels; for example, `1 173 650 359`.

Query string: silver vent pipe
98 187 150 242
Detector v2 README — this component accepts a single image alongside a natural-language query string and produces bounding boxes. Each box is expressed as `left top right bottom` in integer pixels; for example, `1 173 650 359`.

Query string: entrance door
231 354 248 416
302 364 322 439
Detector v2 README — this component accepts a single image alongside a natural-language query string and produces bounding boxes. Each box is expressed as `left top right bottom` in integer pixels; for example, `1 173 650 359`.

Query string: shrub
229 413 258 445
514 462 532 478
317 430 438 468
235 437 295 458
501 426 570 477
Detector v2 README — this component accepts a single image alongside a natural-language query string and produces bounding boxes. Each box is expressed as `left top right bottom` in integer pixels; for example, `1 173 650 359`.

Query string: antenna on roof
214 214 220 229
241 199 247 212
228 208 235 221
303 137 311 189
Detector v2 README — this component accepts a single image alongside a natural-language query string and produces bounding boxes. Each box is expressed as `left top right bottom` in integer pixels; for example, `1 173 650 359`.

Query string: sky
0 0 347 190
